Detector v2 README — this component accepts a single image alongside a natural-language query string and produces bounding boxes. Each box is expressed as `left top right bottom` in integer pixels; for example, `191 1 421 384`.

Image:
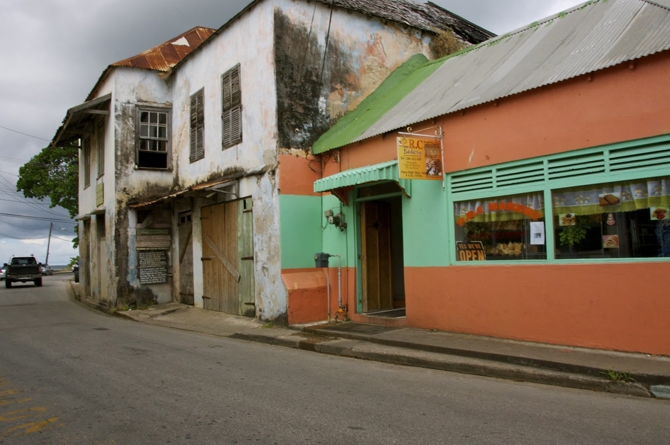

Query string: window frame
136 106 171 170
189 89 205 163
447 135 670 265
221 64 242 150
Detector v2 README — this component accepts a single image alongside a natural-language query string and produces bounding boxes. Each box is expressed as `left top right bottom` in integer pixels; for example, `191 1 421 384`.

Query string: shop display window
552 177 670 259
454 192 547 261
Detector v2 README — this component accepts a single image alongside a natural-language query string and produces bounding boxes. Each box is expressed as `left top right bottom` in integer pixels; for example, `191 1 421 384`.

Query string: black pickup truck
4 256 43 288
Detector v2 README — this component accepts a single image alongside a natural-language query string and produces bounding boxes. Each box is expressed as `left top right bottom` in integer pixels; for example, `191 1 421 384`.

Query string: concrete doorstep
67 281 670 400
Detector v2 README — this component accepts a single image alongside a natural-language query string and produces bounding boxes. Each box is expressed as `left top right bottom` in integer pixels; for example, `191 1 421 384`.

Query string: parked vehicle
4 256 43 288
42 265 53 276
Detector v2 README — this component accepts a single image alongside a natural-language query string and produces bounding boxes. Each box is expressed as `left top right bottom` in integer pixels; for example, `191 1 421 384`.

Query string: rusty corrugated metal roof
111 26 216 71
342 0 670 147
85 26 215 101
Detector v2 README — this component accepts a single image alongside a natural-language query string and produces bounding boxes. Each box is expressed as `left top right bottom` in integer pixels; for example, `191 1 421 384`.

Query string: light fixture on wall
324 209 347 231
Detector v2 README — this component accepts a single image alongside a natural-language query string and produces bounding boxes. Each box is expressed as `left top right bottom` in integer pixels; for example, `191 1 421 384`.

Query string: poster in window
456 241 486 261
558 213 576 226
599 192 621 207
530 221 545 245
603 235 620 249
397 137 443 180
650 207 668 220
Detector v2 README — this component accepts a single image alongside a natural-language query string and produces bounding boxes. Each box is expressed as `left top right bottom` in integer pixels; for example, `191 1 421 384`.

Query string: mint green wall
322 194 355 268
279 195 323 269
402 181 450 267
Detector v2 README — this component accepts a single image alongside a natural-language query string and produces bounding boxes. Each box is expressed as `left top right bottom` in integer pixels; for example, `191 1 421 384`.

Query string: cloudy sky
0 0 586 266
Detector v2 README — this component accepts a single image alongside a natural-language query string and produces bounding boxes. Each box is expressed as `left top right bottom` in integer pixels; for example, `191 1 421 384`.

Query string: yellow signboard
397 137 443 180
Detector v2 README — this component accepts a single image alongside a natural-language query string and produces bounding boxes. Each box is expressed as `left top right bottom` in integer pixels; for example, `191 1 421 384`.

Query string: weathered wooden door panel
201 199 254 316
361 201 393 312
201 204 220 312
221 200 240 315
178 214 194 305
238 198 255 317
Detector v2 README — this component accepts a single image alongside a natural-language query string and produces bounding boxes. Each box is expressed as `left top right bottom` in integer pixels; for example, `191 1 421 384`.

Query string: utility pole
45 222 53 265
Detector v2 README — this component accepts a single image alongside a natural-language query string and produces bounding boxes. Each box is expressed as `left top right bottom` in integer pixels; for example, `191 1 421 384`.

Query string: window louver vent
547 153 605 180
450 170 494 193
609 143 670 173
496 162 544 187
450 140 670 196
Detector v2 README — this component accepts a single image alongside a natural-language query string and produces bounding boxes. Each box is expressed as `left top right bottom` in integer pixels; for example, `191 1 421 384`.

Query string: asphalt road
1 275 669 445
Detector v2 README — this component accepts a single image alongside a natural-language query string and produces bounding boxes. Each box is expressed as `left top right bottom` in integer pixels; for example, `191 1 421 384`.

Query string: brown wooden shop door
201 199 255 316
361 201 393 312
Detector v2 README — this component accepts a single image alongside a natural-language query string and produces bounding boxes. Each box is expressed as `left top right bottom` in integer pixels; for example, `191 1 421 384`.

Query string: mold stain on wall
274 8 430 151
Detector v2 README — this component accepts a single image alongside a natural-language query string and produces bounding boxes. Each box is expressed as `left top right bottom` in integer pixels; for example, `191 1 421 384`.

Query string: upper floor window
190 89 205 162
222 65 242 149
137 108 170 169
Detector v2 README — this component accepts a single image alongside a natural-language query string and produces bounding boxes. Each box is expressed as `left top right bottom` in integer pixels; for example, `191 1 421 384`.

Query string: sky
0 0 587 265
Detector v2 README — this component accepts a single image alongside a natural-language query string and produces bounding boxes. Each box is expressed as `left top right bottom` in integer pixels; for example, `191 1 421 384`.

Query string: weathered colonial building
304 0 670 355
52 0 491 322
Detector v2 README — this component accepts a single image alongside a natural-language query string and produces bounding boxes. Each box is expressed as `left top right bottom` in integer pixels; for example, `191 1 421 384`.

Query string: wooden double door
201 199 255 316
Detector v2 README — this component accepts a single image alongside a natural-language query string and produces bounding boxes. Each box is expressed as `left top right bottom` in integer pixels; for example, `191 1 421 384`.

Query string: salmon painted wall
331 52 670 173
278 155 358 324
317 53 670 354
405 263 670 356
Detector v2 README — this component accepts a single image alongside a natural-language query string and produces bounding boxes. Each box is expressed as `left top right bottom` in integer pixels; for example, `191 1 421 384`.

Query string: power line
0 212 72 224
0 124 51 142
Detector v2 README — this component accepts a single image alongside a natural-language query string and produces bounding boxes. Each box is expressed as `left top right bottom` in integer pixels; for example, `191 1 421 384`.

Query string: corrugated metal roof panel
111 26 216 72
346 0 670 146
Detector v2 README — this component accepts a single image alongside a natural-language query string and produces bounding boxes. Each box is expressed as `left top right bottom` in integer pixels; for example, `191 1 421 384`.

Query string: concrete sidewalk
68 281 670 400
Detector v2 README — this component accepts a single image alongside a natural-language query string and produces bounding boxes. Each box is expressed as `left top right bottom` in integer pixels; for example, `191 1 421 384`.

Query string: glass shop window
552 177 670 259
454 192 547 261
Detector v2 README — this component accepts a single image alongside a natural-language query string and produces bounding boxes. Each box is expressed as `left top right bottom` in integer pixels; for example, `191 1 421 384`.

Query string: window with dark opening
137 108 169 169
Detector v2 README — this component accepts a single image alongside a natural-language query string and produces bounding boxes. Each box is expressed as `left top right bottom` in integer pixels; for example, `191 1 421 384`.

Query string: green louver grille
450 139 670 195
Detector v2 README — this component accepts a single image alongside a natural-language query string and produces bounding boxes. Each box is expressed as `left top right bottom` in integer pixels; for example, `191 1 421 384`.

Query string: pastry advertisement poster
650 207 669 220
599 192 621 207
530 222 545 245
603 235 620 249
397 137 443 180
558 213 576 226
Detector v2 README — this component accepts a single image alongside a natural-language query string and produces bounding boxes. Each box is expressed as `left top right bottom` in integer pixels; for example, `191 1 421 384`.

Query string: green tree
16 142 79 246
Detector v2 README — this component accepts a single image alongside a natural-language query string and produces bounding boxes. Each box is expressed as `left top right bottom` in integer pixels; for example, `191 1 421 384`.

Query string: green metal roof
313 160 411 196
312 54 445 154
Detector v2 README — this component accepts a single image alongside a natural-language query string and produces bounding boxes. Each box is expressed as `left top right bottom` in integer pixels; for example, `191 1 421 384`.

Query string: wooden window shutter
231 105 242 146
222 110 232 148
222 65 242 149
222 74 232 110
190 95 197 161
231 67 241 106
190 89 205 162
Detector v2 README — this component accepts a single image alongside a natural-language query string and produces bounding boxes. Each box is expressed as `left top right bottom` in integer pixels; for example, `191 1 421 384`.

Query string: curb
64 281 657 399
231 331 652 398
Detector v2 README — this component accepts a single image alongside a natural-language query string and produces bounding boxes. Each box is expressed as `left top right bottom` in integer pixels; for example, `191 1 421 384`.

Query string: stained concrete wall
169 1 285 320
274 0 433 150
